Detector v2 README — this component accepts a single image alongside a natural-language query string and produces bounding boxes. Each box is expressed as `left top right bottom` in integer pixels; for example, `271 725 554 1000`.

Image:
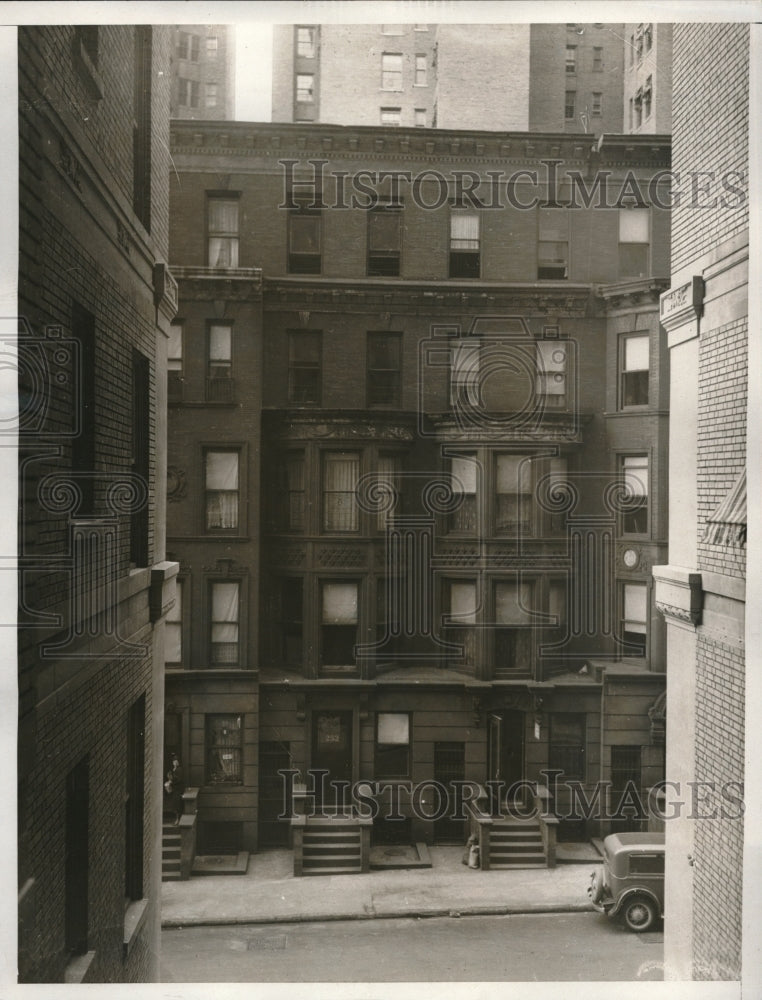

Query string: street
160 911 663 982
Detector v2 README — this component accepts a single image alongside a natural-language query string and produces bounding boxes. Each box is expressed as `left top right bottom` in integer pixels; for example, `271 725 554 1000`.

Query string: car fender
610 885 662 919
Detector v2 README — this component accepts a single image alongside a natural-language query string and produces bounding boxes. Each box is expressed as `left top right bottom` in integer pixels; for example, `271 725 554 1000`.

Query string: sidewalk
161 845 599 928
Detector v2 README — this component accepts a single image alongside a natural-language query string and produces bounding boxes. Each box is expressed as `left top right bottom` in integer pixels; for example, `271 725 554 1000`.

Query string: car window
628 853 664 875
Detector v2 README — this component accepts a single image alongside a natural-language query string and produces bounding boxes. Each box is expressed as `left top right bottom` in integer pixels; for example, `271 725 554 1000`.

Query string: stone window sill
123 898 149 960
64 950 96 983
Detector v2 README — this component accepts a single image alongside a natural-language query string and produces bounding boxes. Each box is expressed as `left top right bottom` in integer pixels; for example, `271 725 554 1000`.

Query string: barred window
206 715 242 783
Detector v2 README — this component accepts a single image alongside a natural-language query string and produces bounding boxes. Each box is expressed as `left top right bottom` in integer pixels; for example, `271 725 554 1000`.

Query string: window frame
443 577 478 669
295 73 315 102
208 578 242 667
414 54 427 86
449 210 481 279
494 454 534 537
565 44 577 73
179 77 200 109
565 90 576 121
320 579 360 670
618 207 650 279
381 52 403 91
287 330 322 404
375 712 412 779
367 203 402 276
538 207 569 280
536 339 568 408
448 453 478 535
206 193 240 268
287 202 322 274
493 578 535 676
593 46 603 71
322 451 361 533
296 26 316 58
367 331 402 406
280 577 304 666
619 333 650 408
205 714 243 784
204 447 241 534
165 577 184 666
205 82 218 109
591 92 602 117
619 453 650 536
278 450 306 531
620 581 648 659
380 106 402 126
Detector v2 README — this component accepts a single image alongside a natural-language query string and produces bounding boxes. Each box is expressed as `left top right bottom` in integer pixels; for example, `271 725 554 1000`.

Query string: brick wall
671 23 749 273
692 635 745 979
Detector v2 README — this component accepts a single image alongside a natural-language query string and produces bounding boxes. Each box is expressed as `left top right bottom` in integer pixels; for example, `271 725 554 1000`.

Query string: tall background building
171 24 235 120
17 25 178 982
271 23 625 134
623 22 673 134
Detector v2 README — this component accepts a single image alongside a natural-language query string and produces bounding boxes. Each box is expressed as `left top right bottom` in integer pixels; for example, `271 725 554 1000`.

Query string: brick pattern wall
671 23 749 273
697 317 747 578
692 635 745 979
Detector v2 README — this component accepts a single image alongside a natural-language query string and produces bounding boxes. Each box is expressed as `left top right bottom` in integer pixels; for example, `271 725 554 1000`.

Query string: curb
161 901 594 930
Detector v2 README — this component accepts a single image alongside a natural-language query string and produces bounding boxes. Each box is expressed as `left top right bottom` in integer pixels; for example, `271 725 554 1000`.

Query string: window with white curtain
621 582 647 657
208 324 232 378
207 197 239 268
165 579 183 664
205 449 239 530
321 581 358 667
209 581 240 665
620 334 649 407
619 208 649 278
449 212 480 278
322 452 360 532
495 455 533 536
449 454 478 534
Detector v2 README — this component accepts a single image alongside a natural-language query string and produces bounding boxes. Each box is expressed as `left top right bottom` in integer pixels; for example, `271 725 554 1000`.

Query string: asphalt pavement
161 843 601 928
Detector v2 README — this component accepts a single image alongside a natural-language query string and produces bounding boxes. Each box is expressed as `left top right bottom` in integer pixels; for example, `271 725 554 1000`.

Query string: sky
235 23 274 122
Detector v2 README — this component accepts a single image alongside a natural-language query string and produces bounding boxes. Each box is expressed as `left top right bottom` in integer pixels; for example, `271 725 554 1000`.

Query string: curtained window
449 212 480 277
449 455 478 534
208 324 232 377
321 582 358 667
205 450 239 530
207 197 239 268
620 334 649 407
495 455 533 536
209 581 240 665
206 715 242 783
621 583 647 657
322 452 360 532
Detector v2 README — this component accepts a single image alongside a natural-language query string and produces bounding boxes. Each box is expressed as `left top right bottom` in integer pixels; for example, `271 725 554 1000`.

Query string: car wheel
622 895 657 932
590 870 605 905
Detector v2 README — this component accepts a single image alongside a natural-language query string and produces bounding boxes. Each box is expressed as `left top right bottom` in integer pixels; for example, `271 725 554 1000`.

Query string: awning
702 470 746 546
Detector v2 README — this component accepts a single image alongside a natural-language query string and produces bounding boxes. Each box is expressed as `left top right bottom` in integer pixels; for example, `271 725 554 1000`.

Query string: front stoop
488 818 547 869
162 824 182 882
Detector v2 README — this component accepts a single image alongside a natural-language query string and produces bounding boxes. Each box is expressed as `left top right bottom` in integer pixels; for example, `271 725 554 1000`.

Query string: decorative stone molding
153 261 179 320
659 276 704 348
653 565 703 629
167 466 187 502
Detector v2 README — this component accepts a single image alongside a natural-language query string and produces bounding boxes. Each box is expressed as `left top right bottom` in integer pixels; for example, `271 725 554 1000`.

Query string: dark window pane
619 243 649 277
322 624 356 665
622 370 649 406
449 251 480 278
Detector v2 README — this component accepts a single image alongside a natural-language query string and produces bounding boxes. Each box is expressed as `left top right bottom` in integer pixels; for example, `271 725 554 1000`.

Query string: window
538 208 568 279
634 90 643 128
179 78 200 108
619 208 649 278
644 76 652 119
621 583 647 657
380 107 401 126
168 322 183 401
415 108 426 127
644 24 653 51
592 92 602 116
449 211 480 278
494 581 533 673
209 581 240 665
549 715 585 781
280 452 305 530
207 323 233 401
288 205 321 273
65 756 90 955
565 90 575 121
296 73 314 102
165 579 182 665
449 455 477 534
621 455 649 534
288 331 321 404
321 582 358 667
628 98 634 131
593 46 603 71
297 26 316 58
415 54 427 86
133 27 152 231
207 196 239 267
205 450 239 531
495 455 533 535
444 580 476 668
367 205 401 276
536 340 567 405
610 745 643 831
549 578 567 631
206 715 242 783
125 696 145 903
375 454 401 529
205 83 218 108
382 53 403 90
451 339 481 408
376 713 411 778
620 335 649 407
130 351 150 567
323 452 360 532
206 36 218 58
367 332 402 406
281 578 303 665
636 27 644 62
178 31 200 61
565 45 577 73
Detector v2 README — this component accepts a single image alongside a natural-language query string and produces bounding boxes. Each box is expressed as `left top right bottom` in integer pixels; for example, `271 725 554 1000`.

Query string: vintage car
588 831 665 932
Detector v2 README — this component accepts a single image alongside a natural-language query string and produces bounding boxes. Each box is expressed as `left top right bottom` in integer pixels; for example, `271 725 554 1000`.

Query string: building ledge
123 897 149 961
64 950 96 984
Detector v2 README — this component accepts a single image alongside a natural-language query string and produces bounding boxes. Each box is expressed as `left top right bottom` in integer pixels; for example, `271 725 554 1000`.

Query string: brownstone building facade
167 120 670 855
18 26 177 981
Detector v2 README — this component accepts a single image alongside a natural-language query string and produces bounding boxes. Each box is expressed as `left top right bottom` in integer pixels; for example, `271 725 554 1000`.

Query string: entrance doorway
488 710 525 812
311 710 353 811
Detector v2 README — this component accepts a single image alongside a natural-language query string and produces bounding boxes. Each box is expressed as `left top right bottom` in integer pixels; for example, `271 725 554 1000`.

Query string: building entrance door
488 710 525 812
311 710 353 811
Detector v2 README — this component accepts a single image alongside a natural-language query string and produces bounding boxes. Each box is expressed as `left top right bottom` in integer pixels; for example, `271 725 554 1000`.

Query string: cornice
597 276 669 308
173 266 263 301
